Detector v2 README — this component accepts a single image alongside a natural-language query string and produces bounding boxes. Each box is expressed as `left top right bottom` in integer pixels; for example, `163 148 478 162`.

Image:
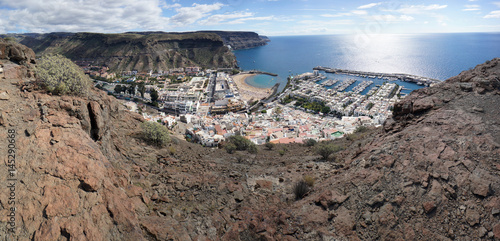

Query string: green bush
227 135 252 151
168 146 176 155
293 180 309 200
141 121 170 146
315 142 343 160
279 149 286 156
36 54 92 96
305 138 317 147
225 135 258 154
303 175 315 187
265 142 275 150
354 125 368 134
247 143 258 154
225 143 236 154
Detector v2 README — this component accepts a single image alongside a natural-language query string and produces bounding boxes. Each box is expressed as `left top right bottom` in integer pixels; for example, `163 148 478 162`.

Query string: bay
233 33 500 93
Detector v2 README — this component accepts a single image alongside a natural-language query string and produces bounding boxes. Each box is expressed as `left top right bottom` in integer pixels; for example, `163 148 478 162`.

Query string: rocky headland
0 40 499 240
199 31 270 50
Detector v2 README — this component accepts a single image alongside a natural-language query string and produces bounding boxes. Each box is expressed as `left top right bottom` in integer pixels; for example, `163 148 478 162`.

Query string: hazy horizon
4 31 500 38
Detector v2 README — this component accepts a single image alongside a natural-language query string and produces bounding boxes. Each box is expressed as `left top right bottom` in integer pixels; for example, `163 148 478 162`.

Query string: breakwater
245 70 278 76
313 66 440 87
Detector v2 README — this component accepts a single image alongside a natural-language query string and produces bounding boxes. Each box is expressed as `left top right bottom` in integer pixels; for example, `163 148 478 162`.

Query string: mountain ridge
4 32 243 72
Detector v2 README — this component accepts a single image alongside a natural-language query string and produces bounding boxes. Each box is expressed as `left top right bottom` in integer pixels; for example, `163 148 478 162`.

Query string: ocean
233 33 500 93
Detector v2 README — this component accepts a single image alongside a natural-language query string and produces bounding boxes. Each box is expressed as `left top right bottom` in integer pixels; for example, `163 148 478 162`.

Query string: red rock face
493 223 500 239
0 38 36 65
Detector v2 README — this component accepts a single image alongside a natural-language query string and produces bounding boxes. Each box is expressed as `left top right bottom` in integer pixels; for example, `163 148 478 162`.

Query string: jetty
351 80 373 94
246 70 278 76
313 66 440 87
335 79 357 92
321 79 339 87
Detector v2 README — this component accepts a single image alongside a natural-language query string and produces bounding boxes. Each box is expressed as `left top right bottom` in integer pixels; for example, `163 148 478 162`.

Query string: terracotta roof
278 137 296 144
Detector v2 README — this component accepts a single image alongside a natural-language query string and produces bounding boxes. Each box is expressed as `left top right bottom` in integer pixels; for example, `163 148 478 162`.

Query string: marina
320 79 339 87
313 66 440 87
351 80 373 94
365 86 379 96
334 78 357 92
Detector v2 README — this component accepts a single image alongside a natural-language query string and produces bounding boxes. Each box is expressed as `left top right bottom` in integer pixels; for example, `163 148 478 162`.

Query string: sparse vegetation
235 153 245 162
247 143 258 154
293 97 329 113
231 69 240 75
168 146 176 155
227 135 253 151
354 125 368 134
281 95 293 104
279 149 286 156
141 121 170 147
114 85 124 94
265 142 275 150
314 142 343 160
303 175 315 187
366 102 374 110
225 143 236 154
294 180 309 200
305 138 317 147
150 88 159 102
346 126 371 141
36 54 92 96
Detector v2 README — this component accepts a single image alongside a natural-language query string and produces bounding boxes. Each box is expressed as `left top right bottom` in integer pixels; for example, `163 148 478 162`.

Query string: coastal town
87 63 420 147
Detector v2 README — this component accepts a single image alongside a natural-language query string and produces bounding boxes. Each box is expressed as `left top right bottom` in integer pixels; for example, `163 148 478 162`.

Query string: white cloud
392 4 448 15
463 4 480 11
494 2 500 8
163 3 181 9
198 11 253 25
367 14 414 22
227 16 275 25
320 10 366 17
351 10 368 15
170 3 224 26
400 15 415 21
321 13 352 18
383 4 448 26
484 10 500 18
0 0 168 33
297 19 353 26
358 2 381 9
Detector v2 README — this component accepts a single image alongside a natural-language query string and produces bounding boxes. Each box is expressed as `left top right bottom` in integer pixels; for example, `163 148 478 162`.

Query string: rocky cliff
1 40 499 240
200 31 270 50
9 32 237 72
131 31 270 50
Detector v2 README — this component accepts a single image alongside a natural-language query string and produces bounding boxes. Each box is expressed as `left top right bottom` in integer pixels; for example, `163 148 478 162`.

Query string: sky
0 0 499 36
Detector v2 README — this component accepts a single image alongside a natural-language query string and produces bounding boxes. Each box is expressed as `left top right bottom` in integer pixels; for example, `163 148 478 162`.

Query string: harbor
334 78 357 92
313 66 441 87
319 79 339 87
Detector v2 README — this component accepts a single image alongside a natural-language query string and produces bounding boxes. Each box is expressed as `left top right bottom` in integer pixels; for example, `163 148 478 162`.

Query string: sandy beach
232 74 272 103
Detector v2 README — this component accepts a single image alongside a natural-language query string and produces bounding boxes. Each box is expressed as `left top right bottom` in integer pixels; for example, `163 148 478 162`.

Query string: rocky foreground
0 40 499 240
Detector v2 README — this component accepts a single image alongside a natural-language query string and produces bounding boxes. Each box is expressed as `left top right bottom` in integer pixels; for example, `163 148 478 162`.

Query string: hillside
0 40 499 240
131 31 270 50
8 32 238 72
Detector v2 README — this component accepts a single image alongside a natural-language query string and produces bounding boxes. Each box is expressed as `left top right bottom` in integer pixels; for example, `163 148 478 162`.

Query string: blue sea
233 33 500 93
